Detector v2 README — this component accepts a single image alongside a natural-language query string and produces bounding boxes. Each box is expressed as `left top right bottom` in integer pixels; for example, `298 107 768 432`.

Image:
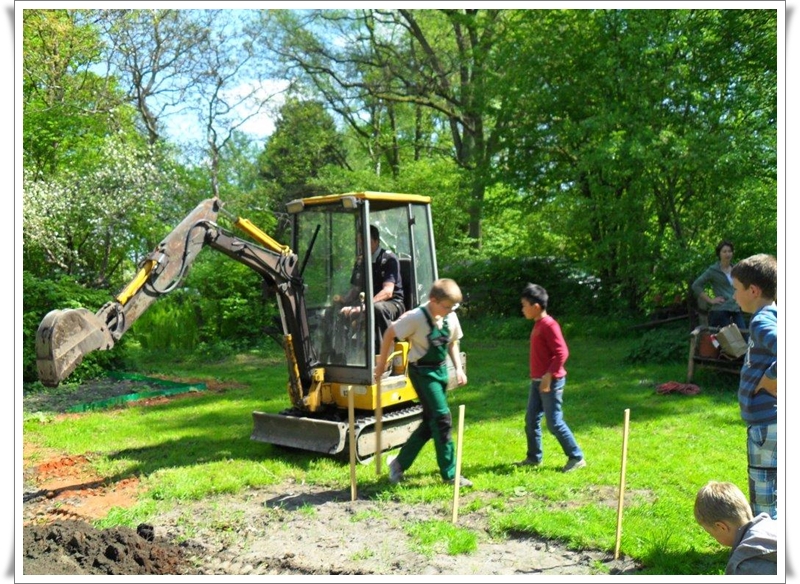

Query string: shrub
625 324 688 365
444 256 605 319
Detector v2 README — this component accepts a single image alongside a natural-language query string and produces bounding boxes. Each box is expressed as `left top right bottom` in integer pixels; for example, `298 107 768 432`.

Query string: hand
757 375 777 397
374 359 386 382
456 371 467 386
711 296 726 305
340 305 362 317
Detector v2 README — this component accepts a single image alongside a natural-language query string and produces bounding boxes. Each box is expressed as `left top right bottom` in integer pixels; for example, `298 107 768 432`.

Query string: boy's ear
714 520 732 534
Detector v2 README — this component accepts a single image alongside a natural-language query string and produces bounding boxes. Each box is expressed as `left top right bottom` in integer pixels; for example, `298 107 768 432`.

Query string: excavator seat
399 256 415 312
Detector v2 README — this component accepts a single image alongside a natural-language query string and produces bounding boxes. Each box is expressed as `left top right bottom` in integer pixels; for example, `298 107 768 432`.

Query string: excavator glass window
292 196 437 386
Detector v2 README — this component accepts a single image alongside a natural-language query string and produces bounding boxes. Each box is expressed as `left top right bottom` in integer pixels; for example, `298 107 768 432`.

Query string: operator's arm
374 281 395 303
340 273 395 316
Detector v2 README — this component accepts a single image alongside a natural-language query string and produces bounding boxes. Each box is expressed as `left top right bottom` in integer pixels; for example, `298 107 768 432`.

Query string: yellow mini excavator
36 192 466 462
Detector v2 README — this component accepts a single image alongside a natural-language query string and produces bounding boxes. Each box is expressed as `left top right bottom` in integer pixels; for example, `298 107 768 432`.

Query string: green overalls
395 306 455 481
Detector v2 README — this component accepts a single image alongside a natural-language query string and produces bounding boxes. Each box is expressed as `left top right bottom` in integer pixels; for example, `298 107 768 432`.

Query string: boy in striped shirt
731 254 778 519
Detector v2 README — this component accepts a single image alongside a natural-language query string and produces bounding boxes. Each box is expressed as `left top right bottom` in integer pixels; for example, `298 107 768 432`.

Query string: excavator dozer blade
36 308 114 387
251 405 425 464
251 411 348 456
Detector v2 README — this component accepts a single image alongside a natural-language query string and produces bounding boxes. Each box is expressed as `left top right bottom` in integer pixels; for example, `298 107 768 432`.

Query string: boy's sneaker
446 475 473 488
388 456 404 484
562 457 586 473
515 458 541 467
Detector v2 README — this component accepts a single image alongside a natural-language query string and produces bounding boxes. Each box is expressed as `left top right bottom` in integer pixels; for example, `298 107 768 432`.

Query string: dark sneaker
515 458 541 467
562 458 586 473
446 475 473 488
388 456 404 484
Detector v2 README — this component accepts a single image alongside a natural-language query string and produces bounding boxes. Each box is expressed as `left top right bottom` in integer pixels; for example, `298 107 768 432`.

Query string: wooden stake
452 404 466 523
375 377 382 475
614 408 631 560
348 387 357 501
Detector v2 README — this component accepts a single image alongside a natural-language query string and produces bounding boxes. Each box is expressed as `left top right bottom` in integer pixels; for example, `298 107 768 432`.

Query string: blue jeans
525 377 583 462
709 309 746 330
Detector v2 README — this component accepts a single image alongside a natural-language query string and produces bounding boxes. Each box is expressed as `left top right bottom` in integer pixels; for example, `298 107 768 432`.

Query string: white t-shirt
391 301 463 363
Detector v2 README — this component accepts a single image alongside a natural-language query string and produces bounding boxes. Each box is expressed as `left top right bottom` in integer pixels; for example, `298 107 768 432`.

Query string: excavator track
251 404 424 464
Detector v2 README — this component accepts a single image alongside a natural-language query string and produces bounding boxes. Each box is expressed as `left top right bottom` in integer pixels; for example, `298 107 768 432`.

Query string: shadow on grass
636 546 727 576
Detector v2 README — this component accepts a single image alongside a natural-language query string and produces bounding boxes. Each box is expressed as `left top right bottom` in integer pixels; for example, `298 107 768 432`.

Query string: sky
7 2 796 582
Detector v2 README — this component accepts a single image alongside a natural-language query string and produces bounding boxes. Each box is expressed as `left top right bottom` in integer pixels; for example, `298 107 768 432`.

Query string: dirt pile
22 521 193 575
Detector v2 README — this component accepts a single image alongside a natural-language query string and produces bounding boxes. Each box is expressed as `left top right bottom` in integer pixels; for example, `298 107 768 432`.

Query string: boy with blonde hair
694 481 777 575
375 278 470 487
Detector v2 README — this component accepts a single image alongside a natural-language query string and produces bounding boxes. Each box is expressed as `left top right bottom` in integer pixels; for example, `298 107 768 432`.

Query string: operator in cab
340 225 405 353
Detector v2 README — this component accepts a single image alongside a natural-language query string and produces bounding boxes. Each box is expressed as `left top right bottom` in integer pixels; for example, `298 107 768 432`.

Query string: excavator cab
35 192 464 463
292 192 436 382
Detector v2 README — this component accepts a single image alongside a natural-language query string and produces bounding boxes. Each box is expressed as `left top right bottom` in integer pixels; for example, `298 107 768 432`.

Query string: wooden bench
687 325 745 383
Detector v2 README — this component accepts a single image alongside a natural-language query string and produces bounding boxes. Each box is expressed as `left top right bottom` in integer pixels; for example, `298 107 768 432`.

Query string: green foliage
179 253 279 348
445 255 607 319
134 292 201 352
625 324 689 365
23 137 180 286
496 9 777 311
126 253 281 358
23 9 133 176
22 271 128 383
257 98 348 237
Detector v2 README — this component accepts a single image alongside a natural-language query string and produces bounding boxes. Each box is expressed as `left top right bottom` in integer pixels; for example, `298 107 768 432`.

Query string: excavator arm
36 198 317 409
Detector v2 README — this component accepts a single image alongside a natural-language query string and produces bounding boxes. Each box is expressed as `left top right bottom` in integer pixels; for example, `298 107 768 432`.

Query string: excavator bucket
36 308 114 387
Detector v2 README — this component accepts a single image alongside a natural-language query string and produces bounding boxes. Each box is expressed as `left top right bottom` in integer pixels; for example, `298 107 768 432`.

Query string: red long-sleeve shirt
529 315 569 379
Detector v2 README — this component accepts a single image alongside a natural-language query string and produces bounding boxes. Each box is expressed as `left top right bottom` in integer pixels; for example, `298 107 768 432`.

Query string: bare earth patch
22 378 642 577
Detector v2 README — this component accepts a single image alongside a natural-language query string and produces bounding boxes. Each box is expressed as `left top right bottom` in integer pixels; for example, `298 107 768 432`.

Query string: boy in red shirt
517 283 586 472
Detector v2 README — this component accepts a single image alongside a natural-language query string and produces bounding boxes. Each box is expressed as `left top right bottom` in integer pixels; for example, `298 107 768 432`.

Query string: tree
257 98 348 235
261 9 521 247
97 9 289 198
95 9 215 145
22 9 133 176
497 9 777 309
23 137 180 287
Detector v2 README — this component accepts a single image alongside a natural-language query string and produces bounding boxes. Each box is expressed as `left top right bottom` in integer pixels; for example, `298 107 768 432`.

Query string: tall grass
23 319 752 575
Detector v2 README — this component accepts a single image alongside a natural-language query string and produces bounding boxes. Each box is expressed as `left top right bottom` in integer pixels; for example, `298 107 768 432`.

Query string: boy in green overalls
374 278 471 487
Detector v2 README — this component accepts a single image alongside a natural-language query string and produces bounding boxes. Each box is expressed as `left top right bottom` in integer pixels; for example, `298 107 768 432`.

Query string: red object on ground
656 381 701 396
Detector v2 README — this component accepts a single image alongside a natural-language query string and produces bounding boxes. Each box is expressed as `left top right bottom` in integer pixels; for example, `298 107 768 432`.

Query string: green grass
23 324 747 575
405 519 478 556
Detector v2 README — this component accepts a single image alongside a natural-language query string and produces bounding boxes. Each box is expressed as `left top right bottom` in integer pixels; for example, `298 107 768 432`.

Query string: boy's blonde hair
429 278 463 304
694 481 753 528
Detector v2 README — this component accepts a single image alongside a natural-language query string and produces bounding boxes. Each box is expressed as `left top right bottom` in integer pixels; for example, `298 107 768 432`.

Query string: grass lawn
22 322 750 575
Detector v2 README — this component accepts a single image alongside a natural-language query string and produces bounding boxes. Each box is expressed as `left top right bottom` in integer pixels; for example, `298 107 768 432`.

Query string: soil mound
22 520 191 576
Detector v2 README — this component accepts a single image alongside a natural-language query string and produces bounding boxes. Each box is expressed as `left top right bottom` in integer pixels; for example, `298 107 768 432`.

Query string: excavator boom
36 198 222 387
